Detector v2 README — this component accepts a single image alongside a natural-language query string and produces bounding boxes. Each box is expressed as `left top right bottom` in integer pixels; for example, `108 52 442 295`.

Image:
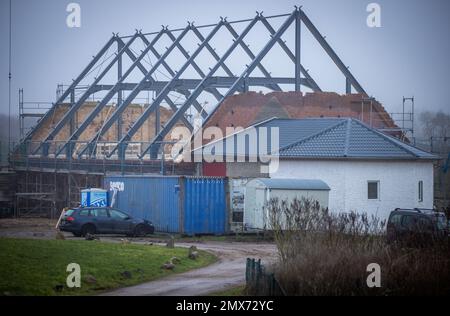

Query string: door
254 188 266 229
109 209 133 234
386 213 401 242
416 216 434 244
400 215 417 242
90 208 113 233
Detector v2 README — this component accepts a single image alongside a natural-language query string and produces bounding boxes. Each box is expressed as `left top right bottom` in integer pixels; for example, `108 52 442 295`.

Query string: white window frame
418 180 424 202
367 180 380 200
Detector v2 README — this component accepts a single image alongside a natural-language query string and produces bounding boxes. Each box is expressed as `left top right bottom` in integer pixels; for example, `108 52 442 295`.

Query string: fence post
245 258 250 282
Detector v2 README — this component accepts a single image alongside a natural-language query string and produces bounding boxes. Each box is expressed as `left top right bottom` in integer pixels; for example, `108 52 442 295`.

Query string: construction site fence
246 258 286 296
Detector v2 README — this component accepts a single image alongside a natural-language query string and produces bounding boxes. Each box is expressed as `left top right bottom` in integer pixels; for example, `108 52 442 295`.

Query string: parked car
59 207 155 237
386 208 449 246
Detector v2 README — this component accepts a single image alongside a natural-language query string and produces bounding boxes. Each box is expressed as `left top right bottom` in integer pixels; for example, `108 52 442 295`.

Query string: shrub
263 197 450 296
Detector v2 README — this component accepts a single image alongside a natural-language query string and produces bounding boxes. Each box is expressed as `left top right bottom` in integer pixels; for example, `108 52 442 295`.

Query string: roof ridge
252 116 279 128
193 116 278 153
276 119 348 154
350 119 420 158
343 118 352 157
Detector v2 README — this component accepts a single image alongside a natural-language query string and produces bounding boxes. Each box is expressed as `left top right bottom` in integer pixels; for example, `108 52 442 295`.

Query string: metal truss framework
23 8 367 160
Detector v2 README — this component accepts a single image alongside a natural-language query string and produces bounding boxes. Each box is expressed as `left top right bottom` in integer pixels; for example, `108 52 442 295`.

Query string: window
232 212 244 223
64 209 75 216
436 215 447 231
417 217 432 231
389 214 402 227
91 208 109 217
418 181 423 202
79 209 89 216
368 181 379 200
110 209 129 220
401 215 416 230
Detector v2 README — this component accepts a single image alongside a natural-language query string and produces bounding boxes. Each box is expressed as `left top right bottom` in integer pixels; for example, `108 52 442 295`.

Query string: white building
272 160 433 221
267 118 438 221
199 117 439 222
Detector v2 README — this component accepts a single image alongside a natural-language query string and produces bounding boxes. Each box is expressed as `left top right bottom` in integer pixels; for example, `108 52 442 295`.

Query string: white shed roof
252 178 330 191
81 188 107 193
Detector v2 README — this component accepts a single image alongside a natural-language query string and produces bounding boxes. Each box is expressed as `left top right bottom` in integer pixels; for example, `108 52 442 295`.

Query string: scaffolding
387 97 415 143
14 168 104 218
17 7 369 162
355 96 415 143
12 8 378 218
18 89 52 141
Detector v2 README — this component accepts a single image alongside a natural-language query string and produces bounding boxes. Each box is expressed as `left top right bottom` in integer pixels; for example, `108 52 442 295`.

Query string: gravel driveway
102 241 277 296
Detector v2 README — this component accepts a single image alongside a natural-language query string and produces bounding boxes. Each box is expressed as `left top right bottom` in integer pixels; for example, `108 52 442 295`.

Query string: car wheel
134 224 147 237
81 224 96 237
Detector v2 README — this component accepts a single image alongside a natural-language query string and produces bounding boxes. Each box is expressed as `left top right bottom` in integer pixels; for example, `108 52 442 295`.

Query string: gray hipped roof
198 118 438 161
275 118 437 160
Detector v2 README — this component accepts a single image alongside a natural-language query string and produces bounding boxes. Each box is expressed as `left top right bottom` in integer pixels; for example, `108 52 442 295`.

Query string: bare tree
418 111 450 153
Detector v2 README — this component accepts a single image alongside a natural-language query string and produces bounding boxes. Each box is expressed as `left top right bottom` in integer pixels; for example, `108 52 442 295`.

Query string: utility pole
8 0 12 164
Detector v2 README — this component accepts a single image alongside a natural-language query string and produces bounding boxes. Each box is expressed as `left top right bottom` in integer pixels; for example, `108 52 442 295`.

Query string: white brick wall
270 160 434 221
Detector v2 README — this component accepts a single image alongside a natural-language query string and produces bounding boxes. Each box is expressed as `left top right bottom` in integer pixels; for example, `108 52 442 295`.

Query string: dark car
59 207 155 237
386 208 449 246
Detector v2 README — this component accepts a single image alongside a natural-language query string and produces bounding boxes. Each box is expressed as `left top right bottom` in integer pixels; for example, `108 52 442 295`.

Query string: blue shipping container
103 176 227 235
105 176 181 233
183 178 227 235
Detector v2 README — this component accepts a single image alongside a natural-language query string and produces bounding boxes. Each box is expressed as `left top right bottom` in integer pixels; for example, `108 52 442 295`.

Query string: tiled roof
270 118 437 160
204 92 400 138
198 118 438 161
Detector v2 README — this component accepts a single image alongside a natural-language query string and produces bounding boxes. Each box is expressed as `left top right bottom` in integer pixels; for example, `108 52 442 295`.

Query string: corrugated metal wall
104 176 228 235
105 176 181 233
183 178 227 235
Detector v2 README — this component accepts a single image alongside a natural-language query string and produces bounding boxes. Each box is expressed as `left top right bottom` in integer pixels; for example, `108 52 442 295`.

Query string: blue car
59 207 155 237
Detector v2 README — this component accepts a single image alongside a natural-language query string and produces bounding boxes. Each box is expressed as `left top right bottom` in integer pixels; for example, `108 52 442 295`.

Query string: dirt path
102 241 277 296
0 218 57 239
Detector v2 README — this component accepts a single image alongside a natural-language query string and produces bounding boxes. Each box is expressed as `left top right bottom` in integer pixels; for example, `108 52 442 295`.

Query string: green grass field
0 238 216 296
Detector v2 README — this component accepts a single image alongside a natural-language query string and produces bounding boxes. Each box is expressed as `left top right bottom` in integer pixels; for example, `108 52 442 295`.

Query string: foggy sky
0 0 449 124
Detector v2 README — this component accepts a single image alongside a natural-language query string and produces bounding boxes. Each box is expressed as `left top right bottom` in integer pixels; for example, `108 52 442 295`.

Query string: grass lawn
0 238 216 296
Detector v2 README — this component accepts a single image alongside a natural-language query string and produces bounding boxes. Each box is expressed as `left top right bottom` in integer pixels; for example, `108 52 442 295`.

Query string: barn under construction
6 7 434 218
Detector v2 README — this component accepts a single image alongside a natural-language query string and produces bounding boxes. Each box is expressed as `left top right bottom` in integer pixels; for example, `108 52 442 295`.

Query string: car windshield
110 209 129 219
436 215 448 230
